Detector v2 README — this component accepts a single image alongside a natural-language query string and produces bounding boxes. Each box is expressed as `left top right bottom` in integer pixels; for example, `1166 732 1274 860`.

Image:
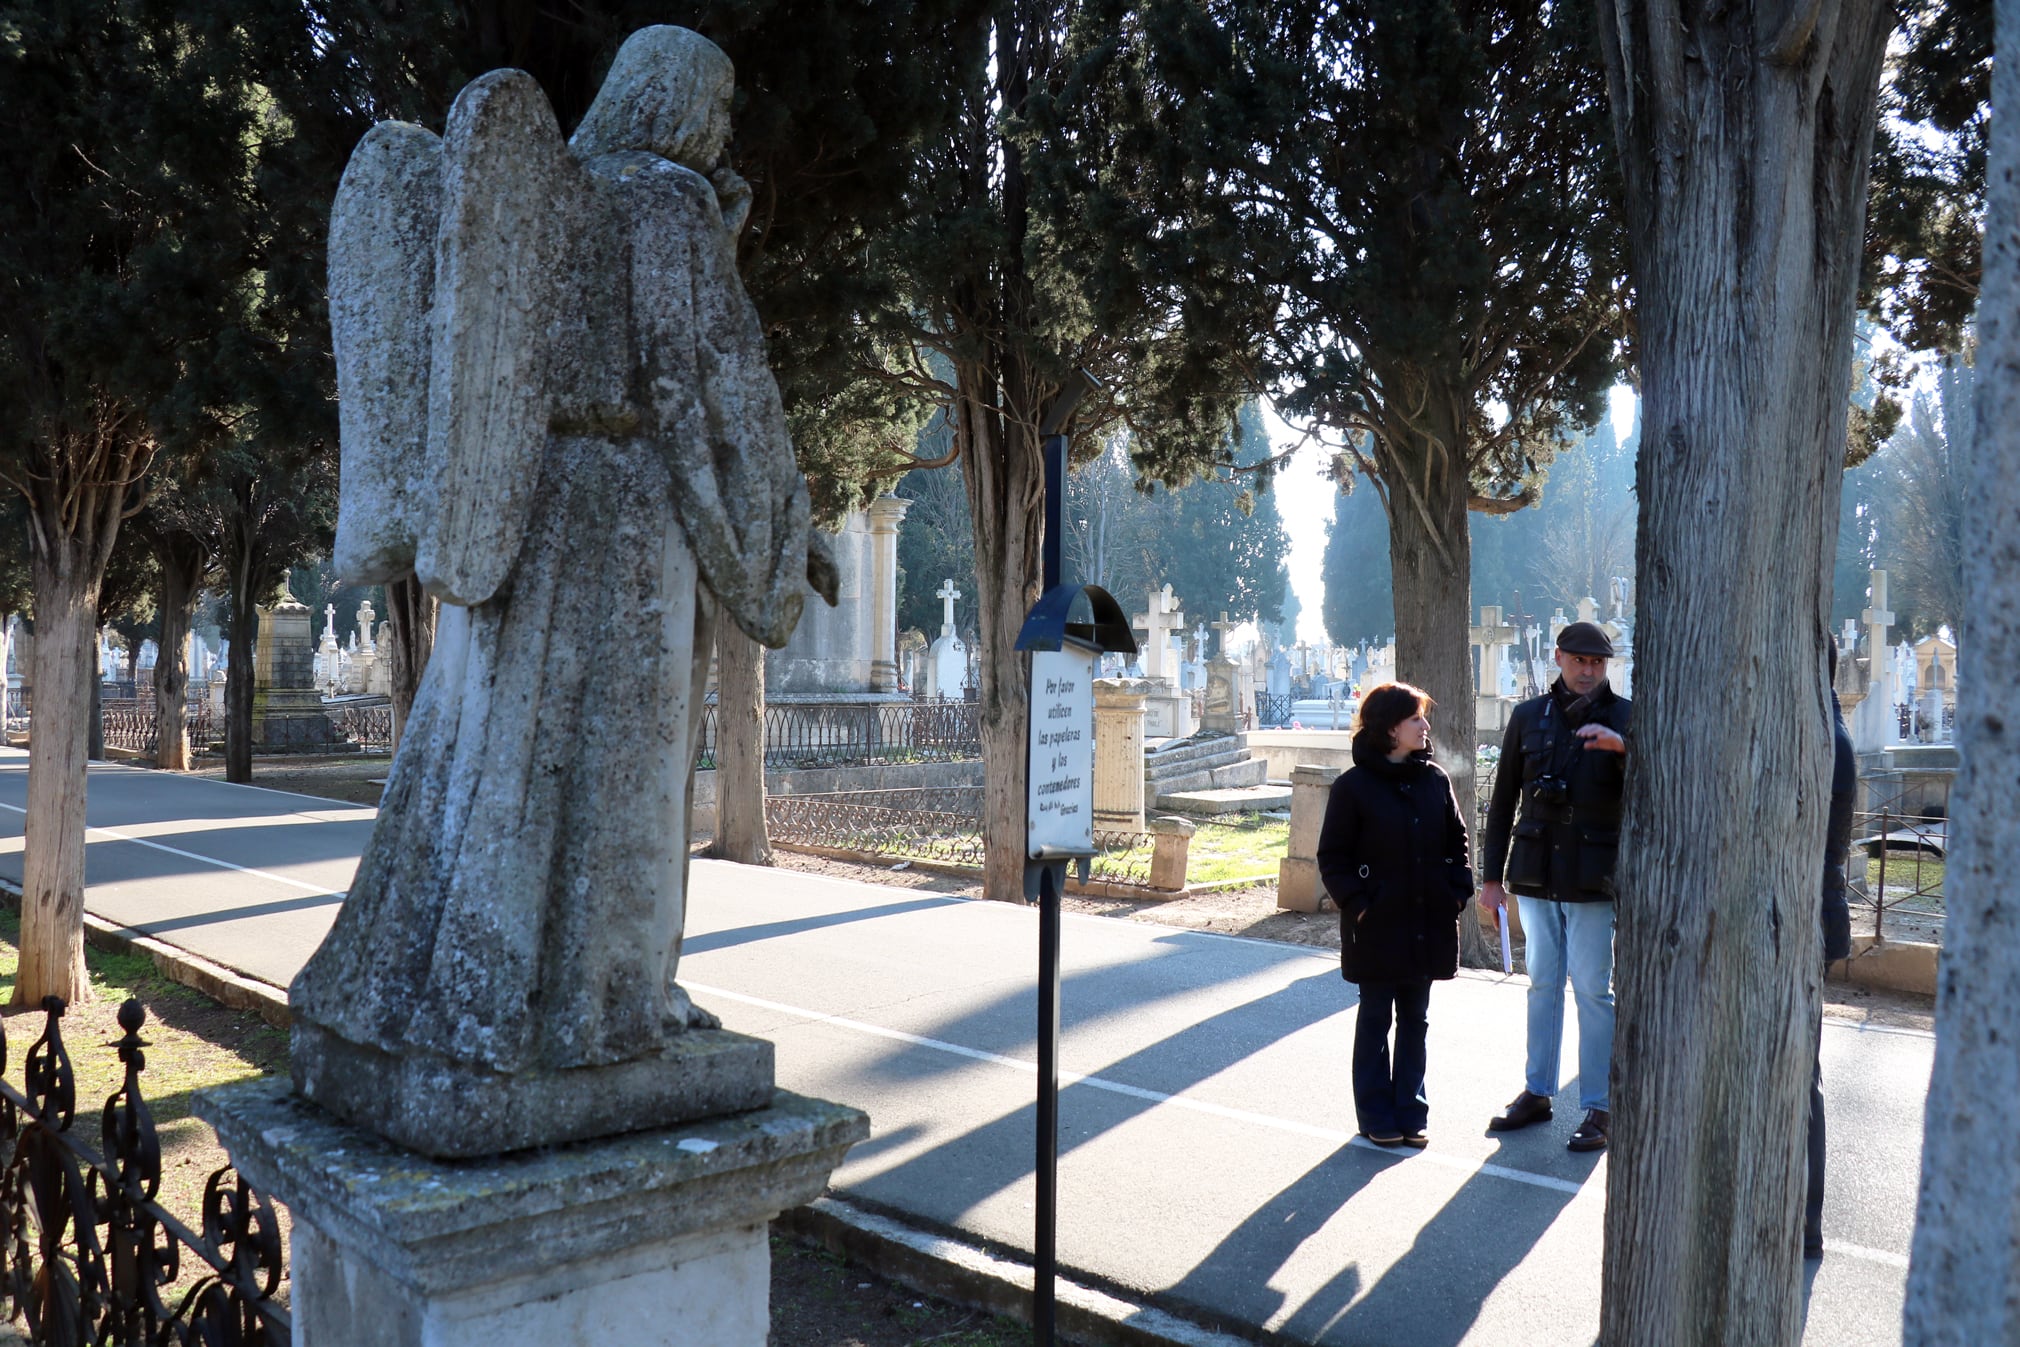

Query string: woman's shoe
1361 1129 1407 1147
1401 1130 1429 1149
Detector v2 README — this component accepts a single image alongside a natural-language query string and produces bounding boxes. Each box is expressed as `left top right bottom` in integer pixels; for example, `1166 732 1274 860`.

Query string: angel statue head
571 26 734 171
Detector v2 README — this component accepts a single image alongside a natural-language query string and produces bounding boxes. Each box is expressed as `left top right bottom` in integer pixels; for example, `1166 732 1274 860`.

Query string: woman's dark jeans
1352 978 1433 1134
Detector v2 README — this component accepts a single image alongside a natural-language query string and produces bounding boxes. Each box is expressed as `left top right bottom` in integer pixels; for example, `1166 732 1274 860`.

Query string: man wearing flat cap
1478 620 1630 1152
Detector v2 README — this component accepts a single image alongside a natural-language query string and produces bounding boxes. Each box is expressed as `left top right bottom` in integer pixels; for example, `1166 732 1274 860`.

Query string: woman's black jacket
1316 743 1475 984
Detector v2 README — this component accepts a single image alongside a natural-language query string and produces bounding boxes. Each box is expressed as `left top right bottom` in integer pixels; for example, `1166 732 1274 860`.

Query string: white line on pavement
0 802 340 896
691 981 1915 1270
690 982 1591 1192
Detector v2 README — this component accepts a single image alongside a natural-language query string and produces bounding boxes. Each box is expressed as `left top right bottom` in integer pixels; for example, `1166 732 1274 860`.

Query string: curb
0 879 292 1029
777 1196 1255 1347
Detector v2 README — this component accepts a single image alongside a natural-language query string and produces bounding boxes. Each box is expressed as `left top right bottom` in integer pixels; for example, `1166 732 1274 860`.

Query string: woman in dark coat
1316 682 1475 1147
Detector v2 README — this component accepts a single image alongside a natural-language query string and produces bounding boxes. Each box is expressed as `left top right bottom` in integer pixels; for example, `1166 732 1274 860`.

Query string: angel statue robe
288 28 832 1158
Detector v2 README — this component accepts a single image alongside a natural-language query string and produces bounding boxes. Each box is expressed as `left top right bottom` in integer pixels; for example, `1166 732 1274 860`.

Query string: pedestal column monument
198 28 863 1346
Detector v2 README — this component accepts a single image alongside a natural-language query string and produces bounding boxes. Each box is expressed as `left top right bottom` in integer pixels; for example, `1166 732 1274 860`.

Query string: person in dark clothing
1808 643 1858 1258
1316 682 1475 1148
1477 621 1631 1152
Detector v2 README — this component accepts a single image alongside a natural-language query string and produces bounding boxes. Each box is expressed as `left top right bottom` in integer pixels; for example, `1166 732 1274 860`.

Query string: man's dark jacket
1823 694 1855 962
1317 742 1474 983
1481 679 1632 903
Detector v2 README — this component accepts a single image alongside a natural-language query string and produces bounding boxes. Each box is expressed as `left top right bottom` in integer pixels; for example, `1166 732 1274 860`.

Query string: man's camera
1529 776 1571 807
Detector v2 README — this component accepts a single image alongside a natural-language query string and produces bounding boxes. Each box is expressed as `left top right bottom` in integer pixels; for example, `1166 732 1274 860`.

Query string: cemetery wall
1246 730 1355 781
690 760 984 836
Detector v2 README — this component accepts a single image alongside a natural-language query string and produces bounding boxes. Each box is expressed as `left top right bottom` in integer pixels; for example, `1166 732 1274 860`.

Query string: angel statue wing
328 121 441 584
329 69 574 607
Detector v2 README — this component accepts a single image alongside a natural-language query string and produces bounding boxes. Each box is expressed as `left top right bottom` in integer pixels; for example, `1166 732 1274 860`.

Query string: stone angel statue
289 27 835 1157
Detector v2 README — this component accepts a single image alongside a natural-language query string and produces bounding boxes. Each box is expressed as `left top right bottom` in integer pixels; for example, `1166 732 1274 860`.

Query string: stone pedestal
1093 677 1151 831
197 1077 867 1347
866 495 910 694
1147 814 1196 890
251 589 345 753
1277 763 1344 912
1201 656 1240 734
1143 682 1195 739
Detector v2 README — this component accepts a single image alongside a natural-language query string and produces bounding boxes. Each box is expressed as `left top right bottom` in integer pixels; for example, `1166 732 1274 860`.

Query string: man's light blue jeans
1517 896 1615 1111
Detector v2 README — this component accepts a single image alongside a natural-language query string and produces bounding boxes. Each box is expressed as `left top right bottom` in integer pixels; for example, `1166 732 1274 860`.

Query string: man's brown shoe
1487 1090 1554 1131
1568 1108 1610 1152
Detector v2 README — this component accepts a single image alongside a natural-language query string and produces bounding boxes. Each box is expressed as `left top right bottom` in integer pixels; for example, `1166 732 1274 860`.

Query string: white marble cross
1469 605 1520 696
323 604 339 643
1130 584 1185 681
935 579 961 637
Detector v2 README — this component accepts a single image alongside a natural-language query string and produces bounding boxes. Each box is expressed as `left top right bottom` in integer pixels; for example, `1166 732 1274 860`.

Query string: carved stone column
866 495 911 694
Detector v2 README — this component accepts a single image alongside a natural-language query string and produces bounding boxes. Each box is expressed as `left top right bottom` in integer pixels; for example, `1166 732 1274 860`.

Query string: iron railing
1254 692 1292 728
0 997 288 1344
327 704 392 752
1848 806 1947 944
764 788 1158 886
99 701 219 759
698 700 982 772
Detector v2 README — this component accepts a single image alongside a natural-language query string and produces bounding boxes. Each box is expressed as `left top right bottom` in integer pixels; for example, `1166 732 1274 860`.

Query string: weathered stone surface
298 26 831 1157
197 1076 867 1345
292 1021 776 1158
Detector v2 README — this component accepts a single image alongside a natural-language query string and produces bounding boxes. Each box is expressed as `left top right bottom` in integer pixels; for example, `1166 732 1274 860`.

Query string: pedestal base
291 1020 776 1158
197 1077 867 1347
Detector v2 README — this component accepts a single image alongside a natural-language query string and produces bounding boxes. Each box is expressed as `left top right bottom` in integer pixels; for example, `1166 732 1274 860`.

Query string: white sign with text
1027 646 1096 859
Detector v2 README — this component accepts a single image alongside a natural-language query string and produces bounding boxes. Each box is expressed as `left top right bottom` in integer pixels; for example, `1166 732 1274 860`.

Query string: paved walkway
0 751 1927 1346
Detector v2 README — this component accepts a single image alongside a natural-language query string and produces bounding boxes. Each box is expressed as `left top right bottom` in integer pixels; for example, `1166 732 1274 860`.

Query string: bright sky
1269 386 1641 644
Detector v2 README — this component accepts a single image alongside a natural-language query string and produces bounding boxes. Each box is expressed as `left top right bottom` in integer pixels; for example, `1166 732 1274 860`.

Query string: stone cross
323 604 339 643
1130 584 1185 682
1211 611 1240 659
1469 605 1520 696
1863 569 1895 675
935 579 961 638
1577 595 1600 625
356 599 377 653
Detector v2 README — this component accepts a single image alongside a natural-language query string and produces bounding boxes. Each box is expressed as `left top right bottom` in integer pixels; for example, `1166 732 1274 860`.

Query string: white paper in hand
1497 906 1513 975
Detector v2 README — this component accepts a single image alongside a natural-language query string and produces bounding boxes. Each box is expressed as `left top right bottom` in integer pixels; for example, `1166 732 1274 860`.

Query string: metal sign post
1015 369 1130 1347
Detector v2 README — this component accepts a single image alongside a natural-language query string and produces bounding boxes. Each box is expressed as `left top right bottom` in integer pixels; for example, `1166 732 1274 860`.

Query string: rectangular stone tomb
197 1076 868 1347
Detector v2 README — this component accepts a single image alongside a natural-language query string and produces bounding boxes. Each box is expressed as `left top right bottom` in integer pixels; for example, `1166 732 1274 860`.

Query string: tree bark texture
1379 402 1490 969
151 533 205 772
1903 1 2020 1336
1594 4 1890 1343
382 571 436 752
224 576 257 785
957 359 1045 904
709 622 772 866
18 546 98 1007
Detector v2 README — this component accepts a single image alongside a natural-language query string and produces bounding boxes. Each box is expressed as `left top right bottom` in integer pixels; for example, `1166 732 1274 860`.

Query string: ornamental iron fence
764 788 1157 887
1254 692 1292 728
99 701 220 760
697 700 981 772
327 704 393 752
0 997 288 1344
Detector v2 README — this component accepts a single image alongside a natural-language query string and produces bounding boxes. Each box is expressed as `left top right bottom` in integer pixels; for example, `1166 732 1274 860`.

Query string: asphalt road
0 750 1930 1345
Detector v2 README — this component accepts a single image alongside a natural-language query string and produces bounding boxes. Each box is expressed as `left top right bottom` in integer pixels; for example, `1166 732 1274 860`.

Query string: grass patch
1185 813 1289 885
1864 854 1946 911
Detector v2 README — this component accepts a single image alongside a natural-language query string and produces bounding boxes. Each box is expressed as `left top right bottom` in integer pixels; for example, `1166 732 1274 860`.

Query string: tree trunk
17 546 98 1007
383 571 436 751
152 535 205 771
709 623 772 865
1593 5 1890 1342
224 580 257 784
958 362 1045 905
1380 403 1492 968
1903 2 2020 1335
